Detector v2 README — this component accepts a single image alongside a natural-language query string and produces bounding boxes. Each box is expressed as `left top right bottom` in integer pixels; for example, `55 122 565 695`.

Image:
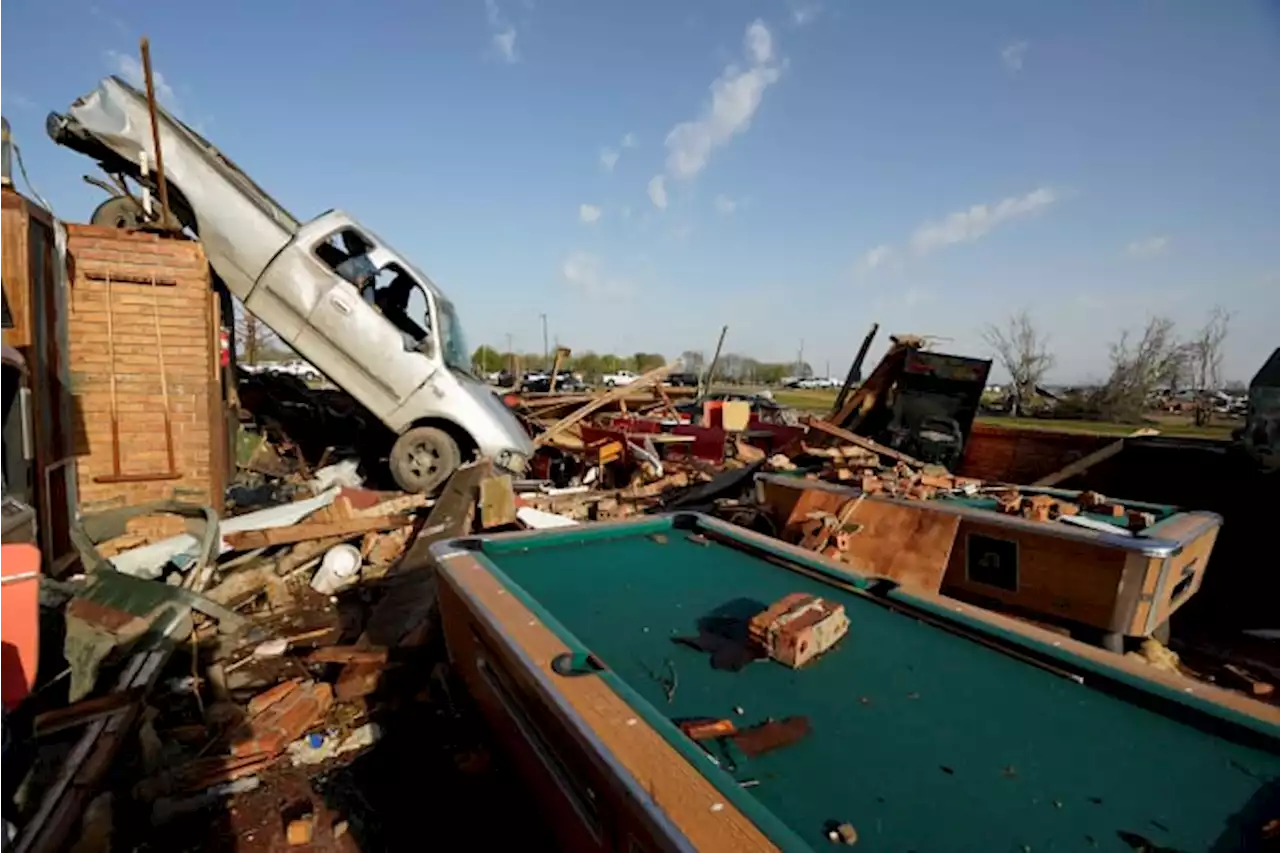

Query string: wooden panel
2 191 33 348
942 520 1129 631
771 482 958 594
959 422 1114 484
837 500 959 594
440 560 778 853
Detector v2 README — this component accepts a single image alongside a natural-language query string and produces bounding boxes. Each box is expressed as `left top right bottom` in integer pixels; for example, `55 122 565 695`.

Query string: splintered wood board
840 500 960 594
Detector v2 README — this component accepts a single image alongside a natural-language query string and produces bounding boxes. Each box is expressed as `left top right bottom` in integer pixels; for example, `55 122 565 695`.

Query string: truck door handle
330 296 351 314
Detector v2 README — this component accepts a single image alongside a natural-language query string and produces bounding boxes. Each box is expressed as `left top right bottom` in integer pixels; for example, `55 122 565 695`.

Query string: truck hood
455 370 534 454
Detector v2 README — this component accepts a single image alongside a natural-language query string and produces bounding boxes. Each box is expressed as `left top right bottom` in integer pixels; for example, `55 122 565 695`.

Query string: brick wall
66 225 221 513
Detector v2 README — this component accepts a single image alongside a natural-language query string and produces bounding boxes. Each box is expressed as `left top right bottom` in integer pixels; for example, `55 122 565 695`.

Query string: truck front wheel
390 426 460 494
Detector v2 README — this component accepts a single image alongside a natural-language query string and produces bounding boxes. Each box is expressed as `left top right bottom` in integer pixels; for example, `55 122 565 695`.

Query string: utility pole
505 333 514 374
797 339 805 377
699 325 729 401
539 313 549 367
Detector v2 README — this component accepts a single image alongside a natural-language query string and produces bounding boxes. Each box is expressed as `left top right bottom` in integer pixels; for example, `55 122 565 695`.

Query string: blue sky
3 0 1278 382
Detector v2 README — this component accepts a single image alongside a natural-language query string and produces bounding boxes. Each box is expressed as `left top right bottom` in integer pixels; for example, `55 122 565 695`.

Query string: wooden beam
828 336 918 429
805 417 924 469
223 515 412 550
534 362 676 448
547 346 571 393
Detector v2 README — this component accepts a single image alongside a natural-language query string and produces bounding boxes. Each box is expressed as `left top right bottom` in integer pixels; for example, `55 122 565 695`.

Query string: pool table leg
1101 631 1126 654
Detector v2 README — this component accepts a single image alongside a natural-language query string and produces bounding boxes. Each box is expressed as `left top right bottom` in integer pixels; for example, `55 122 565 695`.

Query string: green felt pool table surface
468 515 1280 852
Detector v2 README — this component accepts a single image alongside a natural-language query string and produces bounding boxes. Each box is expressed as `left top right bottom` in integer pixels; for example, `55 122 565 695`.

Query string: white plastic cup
310 543 362 595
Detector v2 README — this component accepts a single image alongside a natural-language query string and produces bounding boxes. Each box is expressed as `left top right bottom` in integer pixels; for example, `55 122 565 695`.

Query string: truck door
254 218 435 423
307 228 437 407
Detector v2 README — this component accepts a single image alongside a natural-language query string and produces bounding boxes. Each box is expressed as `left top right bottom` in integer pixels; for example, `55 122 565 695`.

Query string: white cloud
485 0 519 63
662 19 781 181
107 49 178 113
858 244 894 273
856 187 1059 276
788 2 821 26
647 174 669 210
561 251 631 300
714 195 737 215
909 187 1057 255
1127 236 1170 258
599 132 637 171
903 287 933 307
2 92 34 110
578 203 602 224
1001 40 1029 72
493 29 518 62
670 223 695 242
745 20 774 65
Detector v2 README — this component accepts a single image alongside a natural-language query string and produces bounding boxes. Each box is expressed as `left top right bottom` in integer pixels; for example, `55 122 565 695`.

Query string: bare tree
679 350 706 373
1186 306 1230 425
1095 316 1186 421
232 300 277 365
982 311 1055 416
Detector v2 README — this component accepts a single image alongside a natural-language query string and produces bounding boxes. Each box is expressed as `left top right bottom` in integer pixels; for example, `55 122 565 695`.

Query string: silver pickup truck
48 76 532 493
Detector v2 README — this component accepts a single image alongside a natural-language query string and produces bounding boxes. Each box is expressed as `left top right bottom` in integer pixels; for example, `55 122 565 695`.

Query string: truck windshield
437 297 471 375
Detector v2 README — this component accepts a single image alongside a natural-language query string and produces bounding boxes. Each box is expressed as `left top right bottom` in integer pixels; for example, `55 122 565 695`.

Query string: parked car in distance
665 372 700 388
784 377 840 390
602 370 638 387
521 372 585 393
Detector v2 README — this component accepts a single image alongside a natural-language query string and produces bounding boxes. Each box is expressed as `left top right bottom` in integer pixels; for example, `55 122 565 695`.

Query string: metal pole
540 313 549 367
139 38 173 231
0 115 12 186
832 322 879 417
699 325 728 401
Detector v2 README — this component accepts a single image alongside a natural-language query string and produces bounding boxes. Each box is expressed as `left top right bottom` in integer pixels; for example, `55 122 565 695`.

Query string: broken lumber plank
392 460 492 574
33 688 147 737
534 363 677 448
223 515 412 550
479 473 517 528
306 646 389 665
827 336 918 428
1031 428 1159 487
805 417 924 469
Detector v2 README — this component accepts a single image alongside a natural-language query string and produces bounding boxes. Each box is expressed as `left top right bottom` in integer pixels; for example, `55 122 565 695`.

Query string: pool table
433 514 1278 852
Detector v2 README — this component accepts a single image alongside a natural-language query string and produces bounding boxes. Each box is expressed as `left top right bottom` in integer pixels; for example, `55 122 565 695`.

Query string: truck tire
90 195 147 230
390 426 460 494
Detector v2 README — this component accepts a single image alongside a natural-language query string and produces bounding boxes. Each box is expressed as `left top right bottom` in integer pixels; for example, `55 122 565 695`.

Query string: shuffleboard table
433 514 1279 852
756 473 1221 649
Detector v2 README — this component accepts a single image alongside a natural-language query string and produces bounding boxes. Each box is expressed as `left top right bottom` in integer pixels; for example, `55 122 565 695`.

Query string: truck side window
364 264 432 350
314 228 377 289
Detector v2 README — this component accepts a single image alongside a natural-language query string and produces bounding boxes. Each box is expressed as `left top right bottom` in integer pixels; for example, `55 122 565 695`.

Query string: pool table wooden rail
435 546 781 852
432 515 1277 852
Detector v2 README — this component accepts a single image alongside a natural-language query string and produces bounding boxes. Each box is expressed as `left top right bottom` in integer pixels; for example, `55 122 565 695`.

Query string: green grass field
738 386 1236 440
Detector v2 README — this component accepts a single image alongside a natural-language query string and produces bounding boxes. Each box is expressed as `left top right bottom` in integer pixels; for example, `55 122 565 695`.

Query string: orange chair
2 543 41 710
